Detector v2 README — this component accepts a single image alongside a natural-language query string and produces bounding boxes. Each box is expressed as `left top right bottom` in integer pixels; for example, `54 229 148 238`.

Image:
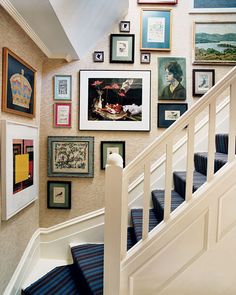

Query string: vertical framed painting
158 57 186 100
191 0 236 13
101 141 125 170
192 69 215 96
110 34 135 63
47 181 71 209
157 103 188 128
54 75 72 100
140 9 171 51
193 22 236 65
2 47 36 118
1 120 39 220
54 103 72 127
79 70 151 131
48 136 94 177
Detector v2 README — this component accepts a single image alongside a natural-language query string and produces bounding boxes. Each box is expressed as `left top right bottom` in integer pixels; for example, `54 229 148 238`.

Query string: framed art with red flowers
79 70 151 131
2 47 36 118
54 103 72 128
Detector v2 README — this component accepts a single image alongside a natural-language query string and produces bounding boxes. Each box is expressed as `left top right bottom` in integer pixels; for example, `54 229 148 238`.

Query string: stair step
194 152 227 176
131 208 159 242
22 264 80 295
152 190 184 222
173 171 207 199
127 226 136 250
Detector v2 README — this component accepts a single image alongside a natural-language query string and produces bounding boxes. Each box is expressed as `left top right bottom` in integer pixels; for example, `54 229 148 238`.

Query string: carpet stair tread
194 152 227 175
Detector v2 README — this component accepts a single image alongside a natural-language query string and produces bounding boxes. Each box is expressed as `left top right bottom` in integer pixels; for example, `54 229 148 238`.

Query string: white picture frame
1 120 39 220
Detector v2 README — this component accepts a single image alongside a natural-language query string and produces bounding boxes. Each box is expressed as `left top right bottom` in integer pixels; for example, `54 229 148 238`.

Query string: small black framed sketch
47 181 71 209
120 21 130 32
101 141 125 170
110 34 135 63
158 103 188 128
93 51 104 62
192 69 215 97
141 52 151 64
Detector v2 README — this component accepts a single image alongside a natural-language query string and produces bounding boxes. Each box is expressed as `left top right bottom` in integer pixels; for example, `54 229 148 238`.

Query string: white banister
142 161 151 240
228 79 236 162
164 140 173 221
207 101 216 182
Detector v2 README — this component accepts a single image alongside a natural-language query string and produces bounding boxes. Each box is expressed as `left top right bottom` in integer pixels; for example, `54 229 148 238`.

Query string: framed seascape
192 69 215 96
1 120 39 220
79 70 151 131
158 103 188 128
48 136 94 177
193 22 236 65
47 181 71 209
2 47 36 118
101 141 125 170
191 0 236 13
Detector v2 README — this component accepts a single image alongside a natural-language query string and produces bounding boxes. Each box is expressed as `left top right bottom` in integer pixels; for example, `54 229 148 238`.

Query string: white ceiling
0 0 129 61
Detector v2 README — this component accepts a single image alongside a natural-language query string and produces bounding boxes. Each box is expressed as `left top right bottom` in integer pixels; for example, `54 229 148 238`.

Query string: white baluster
228 80 236 162
164 140 173 221
207 101 216 182
142 161 151 240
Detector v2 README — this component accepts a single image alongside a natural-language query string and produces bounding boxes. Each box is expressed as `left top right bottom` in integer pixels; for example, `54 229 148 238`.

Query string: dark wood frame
158 103 188 128
192 69 215 97
119 21 131 32
93 51 104 62
101 141 125 170
141 52 151 64
47 181 71 209
110 34 135 63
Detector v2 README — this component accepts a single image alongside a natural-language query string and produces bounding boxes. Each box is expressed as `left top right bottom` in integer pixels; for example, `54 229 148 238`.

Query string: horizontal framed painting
79 70 151 131
48 136 94 177
193 22 236 65
190 0 236 13
110 34 135 63
54 103 72 128
158 103 188 128
192 69 215 96
138 0 177 3
1 120 39 220
47 181 71 209
2 47 36 118
54 75 72 100
101 141 125 170
140 9 171 51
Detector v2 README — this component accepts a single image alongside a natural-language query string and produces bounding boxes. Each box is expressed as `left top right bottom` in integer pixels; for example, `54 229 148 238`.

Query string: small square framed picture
110 34 135 63
54 103 72 128
93 51 104 62
120 21 130 32
101 141 125 170
192 69 215 97
158 103 188 128
54 75 72 101
47 181 71 209
141 52 151 64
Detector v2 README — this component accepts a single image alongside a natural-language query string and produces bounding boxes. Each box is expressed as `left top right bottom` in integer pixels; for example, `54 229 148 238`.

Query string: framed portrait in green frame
47 181 71 209
101 141 125 170
140 9 171 51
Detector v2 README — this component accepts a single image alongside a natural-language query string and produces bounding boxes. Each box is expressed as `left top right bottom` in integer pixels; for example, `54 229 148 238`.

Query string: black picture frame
119 21 131 32
93 51 104 62
110 34 135 63
192 69 215 97
158 103 188 128
101 141 125 170
47 181 71 209
141 52 151 64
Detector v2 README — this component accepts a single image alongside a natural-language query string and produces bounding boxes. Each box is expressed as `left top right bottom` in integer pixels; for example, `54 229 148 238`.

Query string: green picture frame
110 34 135 63
47 181 71 209
101 141 125 170
54 75 72 100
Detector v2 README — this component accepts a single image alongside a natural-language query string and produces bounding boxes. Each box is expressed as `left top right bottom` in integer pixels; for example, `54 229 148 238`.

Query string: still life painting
79 70 151 131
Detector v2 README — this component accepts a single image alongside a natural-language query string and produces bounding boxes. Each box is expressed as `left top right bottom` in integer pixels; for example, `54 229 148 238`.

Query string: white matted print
1 120 39 220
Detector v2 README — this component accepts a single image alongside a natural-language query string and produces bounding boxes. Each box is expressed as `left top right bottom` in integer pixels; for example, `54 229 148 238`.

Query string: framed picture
93 51 104 62
54 103 72 127
54 75 72 100
48 136 94 177
2 47 36 118
138 0 177 3
140 9 171 51
110 34 135 63
193 22 236 65
158 57 186 100
101 141 125 170
190 0 236 13
79 70 151 131
192 69 215 97
158 103 188 128
47 181 71 209
120 21 130 33
1 120 39 220
141 52 151 64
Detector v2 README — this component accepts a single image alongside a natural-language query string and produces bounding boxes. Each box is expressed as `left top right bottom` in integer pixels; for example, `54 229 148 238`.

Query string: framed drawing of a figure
192 69 215 96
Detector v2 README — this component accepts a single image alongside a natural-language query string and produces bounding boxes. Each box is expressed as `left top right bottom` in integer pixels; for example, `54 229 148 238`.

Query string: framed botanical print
140 9 171 51
101 141 125 170
54 75 72 100
192 69 215 96
47 181 71 209
2 47 36 118
158 103 188 128
54 103 72 127
110 34 135 63
48 136 94 177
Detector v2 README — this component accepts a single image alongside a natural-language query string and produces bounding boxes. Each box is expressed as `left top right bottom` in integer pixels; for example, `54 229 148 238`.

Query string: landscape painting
194 22 236 64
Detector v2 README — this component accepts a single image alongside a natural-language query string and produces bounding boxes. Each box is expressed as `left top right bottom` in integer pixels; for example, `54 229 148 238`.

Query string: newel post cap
107 153 123 168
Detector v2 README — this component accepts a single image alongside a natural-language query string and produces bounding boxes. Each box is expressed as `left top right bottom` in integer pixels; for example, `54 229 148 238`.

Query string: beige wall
0 7 45 293
40 0 235 228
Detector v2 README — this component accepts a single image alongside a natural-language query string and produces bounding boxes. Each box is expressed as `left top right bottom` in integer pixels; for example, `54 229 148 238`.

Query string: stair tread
22 264 80 295
194 152 228 175
131 208 159 242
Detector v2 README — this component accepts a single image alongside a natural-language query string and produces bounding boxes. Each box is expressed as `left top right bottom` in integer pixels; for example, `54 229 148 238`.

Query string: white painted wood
142 161 151 240
164 141 173 221
207 101 216 182
228 80 236 162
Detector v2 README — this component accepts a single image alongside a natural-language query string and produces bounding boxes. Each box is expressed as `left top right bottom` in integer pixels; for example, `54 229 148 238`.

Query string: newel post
104 153 124 295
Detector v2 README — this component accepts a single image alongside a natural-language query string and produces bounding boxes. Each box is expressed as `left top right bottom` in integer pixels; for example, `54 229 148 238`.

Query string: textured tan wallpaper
0 7 45 293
